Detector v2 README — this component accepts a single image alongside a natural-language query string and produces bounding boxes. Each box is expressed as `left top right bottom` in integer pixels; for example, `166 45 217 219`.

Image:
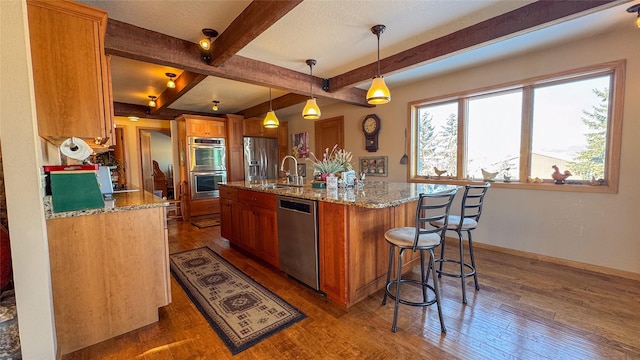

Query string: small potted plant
306 144 353 180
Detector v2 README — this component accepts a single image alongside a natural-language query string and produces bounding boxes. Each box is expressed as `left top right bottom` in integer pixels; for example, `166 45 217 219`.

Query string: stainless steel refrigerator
243 137 279 183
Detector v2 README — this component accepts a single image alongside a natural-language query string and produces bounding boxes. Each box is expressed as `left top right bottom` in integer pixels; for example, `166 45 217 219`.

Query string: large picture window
409 61 624 193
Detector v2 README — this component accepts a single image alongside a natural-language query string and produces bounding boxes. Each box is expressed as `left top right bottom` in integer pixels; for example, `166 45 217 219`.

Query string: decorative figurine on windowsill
481 168 498 182
433 167 447 179
503 167 512 183
551 165 572 184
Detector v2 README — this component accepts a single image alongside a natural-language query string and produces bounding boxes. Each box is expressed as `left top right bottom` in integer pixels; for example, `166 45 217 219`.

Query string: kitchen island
220 181 458 308
44 190 171 355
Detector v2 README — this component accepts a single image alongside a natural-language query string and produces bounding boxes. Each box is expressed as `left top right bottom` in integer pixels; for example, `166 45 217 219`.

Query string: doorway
139 129 174 199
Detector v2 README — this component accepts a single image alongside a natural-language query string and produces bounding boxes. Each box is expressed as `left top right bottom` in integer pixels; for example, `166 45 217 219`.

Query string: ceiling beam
209 0 303 67
238 93 309 118
151 71 207 114
105 19 372 107
114 102 214 120
329 0 618 91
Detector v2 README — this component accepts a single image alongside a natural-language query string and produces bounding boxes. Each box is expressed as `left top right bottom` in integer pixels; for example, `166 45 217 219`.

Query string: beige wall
0 0 57 357
114 117 172 188
284 24 640 275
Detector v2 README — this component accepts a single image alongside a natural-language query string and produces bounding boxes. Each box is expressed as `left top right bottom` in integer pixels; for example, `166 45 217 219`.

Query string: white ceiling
78 0 633 117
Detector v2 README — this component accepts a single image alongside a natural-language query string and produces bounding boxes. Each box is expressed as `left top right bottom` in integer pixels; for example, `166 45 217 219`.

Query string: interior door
140 130 154 194
314 116 344 156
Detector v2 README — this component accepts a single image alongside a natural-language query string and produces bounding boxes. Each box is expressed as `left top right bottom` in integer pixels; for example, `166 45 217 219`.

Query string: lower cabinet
189 198 220 217
46 206 170 355
219 186 278 267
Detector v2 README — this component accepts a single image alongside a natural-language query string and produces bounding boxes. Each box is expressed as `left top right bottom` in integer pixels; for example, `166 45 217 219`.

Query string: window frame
408 60 625 193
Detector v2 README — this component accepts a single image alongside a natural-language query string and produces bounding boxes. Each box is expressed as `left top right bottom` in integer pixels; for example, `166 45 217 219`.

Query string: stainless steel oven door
188 138 226 172
190 171 226 199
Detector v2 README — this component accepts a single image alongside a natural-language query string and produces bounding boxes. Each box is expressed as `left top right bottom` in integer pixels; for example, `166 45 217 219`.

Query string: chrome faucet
280 155 301 185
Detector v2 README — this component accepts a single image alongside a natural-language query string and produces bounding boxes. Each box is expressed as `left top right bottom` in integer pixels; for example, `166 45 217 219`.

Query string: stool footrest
384 279 438 307
435 258 476 278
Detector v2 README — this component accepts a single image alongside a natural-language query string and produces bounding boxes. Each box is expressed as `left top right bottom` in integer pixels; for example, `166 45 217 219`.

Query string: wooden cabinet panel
221 187 278 267
243 117 278 138
229 146 245 182
318 202 348 305
226 114 244 148
189 198 220 216
27 0 113 143
47 207 169 355
318 200 420 308
238 189 276 210
185 118 226 137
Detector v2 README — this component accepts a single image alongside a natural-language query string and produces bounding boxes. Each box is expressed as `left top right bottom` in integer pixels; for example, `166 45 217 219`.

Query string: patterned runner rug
169 247 306 354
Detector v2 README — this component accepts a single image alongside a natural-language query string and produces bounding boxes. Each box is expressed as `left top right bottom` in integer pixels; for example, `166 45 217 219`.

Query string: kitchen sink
260 183 293 190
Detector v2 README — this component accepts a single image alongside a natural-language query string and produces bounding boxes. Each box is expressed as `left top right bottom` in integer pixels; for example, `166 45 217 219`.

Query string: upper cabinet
243 118 278 138
27 0 114 145
181 115 226 138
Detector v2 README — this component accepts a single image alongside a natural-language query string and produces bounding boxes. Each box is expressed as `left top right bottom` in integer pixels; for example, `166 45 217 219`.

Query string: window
410 61 624 193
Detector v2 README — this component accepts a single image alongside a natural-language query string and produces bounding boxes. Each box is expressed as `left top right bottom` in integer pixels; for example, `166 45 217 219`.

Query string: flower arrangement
306 144 353 175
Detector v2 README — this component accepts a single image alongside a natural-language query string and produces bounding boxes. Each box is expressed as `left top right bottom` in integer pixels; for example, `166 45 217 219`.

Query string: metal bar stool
431 183 490 304
382 190 457 333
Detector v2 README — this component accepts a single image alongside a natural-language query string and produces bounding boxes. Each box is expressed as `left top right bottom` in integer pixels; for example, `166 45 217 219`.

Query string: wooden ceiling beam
151 71 207 114
114 102 214 120
209 0 303 67
329 0 617 91
105 19 371 107
238 93 309 118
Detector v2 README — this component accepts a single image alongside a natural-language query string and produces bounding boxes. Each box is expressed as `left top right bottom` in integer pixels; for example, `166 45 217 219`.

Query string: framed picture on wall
359 156 387 177
297 163 307 177
292 132 309 158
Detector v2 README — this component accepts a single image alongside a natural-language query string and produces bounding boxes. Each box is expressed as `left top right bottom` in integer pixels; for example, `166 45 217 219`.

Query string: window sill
408 177 616 194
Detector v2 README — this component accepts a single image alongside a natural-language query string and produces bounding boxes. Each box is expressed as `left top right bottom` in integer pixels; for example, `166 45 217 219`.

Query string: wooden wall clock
362 114 381 152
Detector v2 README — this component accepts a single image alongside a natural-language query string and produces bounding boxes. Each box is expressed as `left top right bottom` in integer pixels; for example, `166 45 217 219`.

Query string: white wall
284 25 640 275
0 0 57 357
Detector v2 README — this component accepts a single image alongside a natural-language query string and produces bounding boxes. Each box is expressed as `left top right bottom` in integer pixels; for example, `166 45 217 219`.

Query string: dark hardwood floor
64 218 640 359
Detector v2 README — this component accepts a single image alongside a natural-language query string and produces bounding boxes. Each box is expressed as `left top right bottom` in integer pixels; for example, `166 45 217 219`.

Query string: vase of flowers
306 145 353 179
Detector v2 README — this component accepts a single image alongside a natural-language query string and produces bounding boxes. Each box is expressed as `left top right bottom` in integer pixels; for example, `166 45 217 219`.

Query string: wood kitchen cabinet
27 0 114 145
220 186 241 243
226 114 245 182
46 206 170 355
189 198 220 217
318 200 420 307
182 115 226 137
220 186 278 267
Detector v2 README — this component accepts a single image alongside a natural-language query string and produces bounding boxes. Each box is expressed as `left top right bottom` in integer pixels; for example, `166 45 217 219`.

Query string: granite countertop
222 181 460 209
44 189 169 220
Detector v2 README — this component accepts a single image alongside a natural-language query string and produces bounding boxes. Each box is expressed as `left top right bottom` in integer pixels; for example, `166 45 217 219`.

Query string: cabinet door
240 204 261 255
220 198 239 242
206 121 226 137
27 0 111 141
256 206 279 267
185 119 208 137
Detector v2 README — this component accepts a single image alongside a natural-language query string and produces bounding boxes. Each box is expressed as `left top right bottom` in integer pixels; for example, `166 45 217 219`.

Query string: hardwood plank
63 217 640 359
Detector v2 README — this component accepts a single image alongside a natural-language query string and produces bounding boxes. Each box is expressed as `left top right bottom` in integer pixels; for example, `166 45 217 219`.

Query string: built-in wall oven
190 171 227 199
188 137 227 199
188 137 226 172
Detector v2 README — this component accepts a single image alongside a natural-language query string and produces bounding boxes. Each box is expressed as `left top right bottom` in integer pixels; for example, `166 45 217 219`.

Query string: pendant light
302 59 321 120
366 24 391 105
263 88 279 128
211 100 220 111
147 95 157 108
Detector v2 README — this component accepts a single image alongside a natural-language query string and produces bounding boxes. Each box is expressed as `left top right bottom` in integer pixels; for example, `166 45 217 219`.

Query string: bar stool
431 183 490 304
382 190 457 333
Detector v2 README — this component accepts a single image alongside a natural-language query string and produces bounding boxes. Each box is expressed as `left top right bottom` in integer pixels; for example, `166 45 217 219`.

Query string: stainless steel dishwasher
276 195 319 290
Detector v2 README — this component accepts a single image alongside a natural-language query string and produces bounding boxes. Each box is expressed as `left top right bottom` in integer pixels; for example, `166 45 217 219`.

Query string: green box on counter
50 170 104 213
311 181 326 189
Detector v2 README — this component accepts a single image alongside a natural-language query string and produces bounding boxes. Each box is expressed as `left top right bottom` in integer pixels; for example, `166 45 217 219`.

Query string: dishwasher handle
279 199 312 214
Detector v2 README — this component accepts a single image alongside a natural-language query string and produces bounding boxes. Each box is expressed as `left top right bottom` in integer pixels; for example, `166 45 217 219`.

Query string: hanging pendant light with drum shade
302 59 321 120
263 88 279 128
366 24 391 105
